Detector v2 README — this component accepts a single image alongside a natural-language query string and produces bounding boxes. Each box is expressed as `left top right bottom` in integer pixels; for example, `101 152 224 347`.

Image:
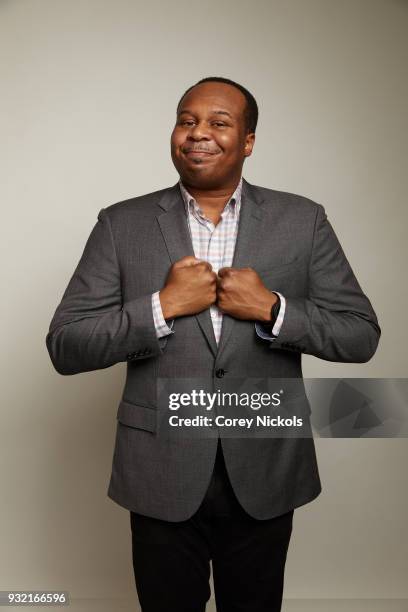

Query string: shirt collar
178 176 243 220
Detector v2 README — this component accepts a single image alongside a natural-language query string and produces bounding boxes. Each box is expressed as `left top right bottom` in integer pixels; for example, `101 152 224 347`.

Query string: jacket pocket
257 256 303 277
283 393 312 417
116 399 157 433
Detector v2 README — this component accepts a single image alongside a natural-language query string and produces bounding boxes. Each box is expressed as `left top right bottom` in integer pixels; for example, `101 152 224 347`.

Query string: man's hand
216 267 278 321
159 256 217 319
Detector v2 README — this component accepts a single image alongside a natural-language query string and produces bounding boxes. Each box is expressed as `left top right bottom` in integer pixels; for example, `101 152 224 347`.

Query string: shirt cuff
255 292 286 341
152 291 175 339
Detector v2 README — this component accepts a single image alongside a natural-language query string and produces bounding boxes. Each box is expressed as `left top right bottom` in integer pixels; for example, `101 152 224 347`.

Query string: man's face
171 82 255 189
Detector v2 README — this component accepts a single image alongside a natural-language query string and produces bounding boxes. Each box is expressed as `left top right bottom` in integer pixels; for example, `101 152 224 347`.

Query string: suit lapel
215 178 266 358
156 182 218 356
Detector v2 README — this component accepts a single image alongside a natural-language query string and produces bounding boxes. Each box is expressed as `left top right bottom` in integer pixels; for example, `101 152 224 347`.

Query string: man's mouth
182 149 220 159
187 151 212 157
185 149 213 154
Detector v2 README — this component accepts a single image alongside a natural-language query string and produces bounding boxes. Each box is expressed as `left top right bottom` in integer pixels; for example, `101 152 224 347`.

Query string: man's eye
213 122 226 127
181 120 194 126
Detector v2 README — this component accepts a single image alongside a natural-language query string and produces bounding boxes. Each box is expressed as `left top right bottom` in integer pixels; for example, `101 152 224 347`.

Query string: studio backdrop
1 0 407 609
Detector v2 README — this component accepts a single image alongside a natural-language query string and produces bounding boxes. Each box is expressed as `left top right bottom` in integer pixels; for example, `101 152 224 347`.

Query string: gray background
1 0 407 608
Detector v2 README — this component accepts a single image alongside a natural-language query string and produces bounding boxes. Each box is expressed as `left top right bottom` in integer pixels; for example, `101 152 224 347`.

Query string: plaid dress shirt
151 176 286 344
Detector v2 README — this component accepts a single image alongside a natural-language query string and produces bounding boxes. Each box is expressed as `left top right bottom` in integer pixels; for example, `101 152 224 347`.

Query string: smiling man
46 76 381 611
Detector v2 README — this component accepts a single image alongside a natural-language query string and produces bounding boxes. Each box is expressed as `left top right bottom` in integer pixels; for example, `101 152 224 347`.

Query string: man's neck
181 176 242 217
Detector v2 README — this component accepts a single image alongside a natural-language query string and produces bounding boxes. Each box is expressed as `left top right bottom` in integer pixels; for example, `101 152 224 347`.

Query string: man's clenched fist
216 267 277 322
159 256 218 319
159 258 277 322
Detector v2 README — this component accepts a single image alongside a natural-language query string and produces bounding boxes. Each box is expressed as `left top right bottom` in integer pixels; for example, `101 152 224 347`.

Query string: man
46 76 381 612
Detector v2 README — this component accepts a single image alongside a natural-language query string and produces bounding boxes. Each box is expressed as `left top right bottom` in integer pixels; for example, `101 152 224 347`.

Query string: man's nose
188 122 211 140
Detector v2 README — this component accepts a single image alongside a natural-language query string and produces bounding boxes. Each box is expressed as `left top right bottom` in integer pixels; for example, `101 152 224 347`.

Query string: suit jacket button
126 352 137 360
216 368 226 378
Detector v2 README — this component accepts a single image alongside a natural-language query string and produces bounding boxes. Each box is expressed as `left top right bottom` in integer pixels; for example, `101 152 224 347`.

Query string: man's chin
181 174 228 192
178 164 220 183
183 161 220 175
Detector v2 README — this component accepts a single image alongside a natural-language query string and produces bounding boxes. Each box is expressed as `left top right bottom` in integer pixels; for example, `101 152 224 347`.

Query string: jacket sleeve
46 208 164 375
269 203 381 362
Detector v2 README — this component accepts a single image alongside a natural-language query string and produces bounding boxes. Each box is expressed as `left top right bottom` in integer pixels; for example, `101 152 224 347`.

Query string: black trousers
130 440 294 612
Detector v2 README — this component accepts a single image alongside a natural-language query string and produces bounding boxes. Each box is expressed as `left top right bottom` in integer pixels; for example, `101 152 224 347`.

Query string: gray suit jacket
46 178 381 521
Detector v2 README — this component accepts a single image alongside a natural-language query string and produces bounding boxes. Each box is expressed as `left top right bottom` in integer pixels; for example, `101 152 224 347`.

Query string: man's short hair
176 76 258 134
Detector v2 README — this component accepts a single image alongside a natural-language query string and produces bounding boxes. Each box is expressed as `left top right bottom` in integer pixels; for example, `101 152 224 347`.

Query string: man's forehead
179 107 234 119
178 85 246 115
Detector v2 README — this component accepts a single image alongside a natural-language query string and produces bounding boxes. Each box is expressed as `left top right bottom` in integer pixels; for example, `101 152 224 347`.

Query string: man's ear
244 132 255 157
